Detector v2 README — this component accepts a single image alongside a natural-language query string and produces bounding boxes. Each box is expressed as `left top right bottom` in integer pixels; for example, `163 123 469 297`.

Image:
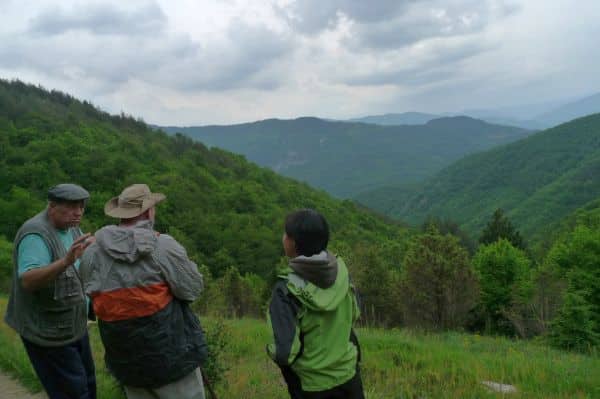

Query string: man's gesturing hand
64 233 94 268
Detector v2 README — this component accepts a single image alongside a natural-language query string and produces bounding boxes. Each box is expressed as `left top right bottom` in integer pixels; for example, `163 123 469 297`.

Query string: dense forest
357 113 600 241
0 79 598 353
162 116 530 198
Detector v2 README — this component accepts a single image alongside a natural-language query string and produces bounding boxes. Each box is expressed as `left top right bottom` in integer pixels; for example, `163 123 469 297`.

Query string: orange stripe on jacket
92 282 173 322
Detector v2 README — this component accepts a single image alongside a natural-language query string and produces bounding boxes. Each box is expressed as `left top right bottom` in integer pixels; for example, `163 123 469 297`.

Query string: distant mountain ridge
350 112 440 125
161 116 531 198
350 92 600 130
356 113 600 238
535 92 600 127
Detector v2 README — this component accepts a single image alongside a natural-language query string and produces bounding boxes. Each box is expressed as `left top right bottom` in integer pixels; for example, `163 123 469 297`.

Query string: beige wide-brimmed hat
104 184 166 219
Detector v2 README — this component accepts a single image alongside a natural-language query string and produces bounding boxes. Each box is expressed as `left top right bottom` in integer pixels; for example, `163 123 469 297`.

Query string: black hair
284 209 330 257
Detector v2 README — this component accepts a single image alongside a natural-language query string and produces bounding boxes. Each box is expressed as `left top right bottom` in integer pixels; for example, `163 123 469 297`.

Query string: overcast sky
1 0 599 125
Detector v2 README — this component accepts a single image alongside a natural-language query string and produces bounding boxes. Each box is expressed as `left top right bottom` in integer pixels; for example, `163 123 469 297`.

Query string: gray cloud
349 67 457 87
344 40 489 87
281 0 518 50
278 0 415 34
349 4 489 49
29 2 167 36
1 3 294 93
1 0 598 125
155 22 294 91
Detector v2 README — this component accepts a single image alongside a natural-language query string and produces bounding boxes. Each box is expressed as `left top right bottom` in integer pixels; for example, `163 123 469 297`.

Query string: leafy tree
343 243 401 327
479 208 526 250
544 225 600 346
472 239 531 335
0 186 46 239
508 265 565 338
549 289 599 352
401 227 479 330
204 266 267 318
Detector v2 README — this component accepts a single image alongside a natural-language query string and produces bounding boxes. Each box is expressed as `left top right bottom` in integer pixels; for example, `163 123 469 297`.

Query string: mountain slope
162 116 531 198
0 79 404 279
356 113 600 238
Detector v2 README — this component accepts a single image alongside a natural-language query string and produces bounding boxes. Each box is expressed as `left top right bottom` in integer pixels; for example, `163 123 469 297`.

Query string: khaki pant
124 367 206 399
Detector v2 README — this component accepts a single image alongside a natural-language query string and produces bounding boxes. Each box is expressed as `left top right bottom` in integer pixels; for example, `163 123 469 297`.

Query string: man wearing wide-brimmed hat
80 184 207 399
5 183 97 399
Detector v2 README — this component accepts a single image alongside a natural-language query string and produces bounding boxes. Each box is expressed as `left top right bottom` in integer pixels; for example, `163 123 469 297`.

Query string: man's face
148 206 156 223
48 201 85 229
282 233 297 258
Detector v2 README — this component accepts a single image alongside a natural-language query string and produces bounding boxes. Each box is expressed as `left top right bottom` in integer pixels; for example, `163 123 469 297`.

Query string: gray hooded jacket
80 220 206 388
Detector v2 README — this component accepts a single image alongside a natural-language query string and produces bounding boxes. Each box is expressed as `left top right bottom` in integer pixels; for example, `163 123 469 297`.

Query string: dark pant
22 333 97 399
281 366 365 399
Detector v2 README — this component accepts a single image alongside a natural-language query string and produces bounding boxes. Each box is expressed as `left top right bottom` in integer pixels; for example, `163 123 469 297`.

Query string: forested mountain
0 79 405 280
357 113 600 238
161 116 531 198
349 112 439 125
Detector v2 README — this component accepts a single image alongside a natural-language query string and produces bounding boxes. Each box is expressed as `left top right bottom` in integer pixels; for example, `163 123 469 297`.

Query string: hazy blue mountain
461 100 564 123
535 92 600 127
350 112 440 125
161 116 531 198
356 113 600 238
342 92 600 130
466 116 546 130
458 92 600 129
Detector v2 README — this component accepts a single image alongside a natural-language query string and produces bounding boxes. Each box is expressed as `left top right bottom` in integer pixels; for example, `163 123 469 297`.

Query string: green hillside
357 113 600 238
0 79 404 280
162 116 530 198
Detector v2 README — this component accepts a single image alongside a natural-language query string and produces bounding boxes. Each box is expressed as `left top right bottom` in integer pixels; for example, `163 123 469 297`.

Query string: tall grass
0 298 598 398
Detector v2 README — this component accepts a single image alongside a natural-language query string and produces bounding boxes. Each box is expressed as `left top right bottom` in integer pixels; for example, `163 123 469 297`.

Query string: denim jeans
22 332 96 399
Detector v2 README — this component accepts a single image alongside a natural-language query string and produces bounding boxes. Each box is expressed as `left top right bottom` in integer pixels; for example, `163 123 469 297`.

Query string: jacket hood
95 220 157 263
289 251 338 289
283 252 350 312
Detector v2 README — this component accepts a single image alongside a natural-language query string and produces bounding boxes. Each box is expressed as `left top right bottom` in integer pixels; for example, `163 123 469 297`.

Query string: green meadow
0 298 598 399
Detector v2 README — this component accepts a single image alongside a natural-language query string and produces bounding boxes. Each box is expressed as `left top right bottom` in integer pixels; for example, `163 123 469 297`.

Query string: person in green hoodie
267 209 364 399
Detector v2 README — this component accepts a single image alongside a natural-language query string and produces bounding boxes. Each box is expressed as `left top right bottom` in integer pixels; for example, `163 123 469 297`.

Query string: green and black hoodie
267 251 361 393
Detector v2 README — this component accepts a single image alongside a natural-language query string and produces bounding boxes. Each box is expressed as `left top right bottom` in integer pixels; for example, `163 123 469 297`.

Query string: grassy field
0 298 598 398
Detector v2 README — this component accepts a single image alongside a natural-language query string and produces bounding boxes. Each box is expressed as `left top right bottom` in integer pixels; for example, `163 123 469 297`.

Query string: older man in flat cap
80 184 207 399
5 183 97 399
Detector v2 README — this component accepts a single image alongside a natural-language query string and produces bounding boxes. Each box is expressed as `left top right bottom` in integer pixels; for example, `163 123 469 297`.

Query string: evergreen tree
479 208 526 250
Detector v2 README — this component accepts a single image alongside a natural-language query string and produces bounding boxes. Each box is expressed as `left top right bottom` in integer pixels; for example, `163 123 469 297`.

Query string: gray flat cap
47 184 90 202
